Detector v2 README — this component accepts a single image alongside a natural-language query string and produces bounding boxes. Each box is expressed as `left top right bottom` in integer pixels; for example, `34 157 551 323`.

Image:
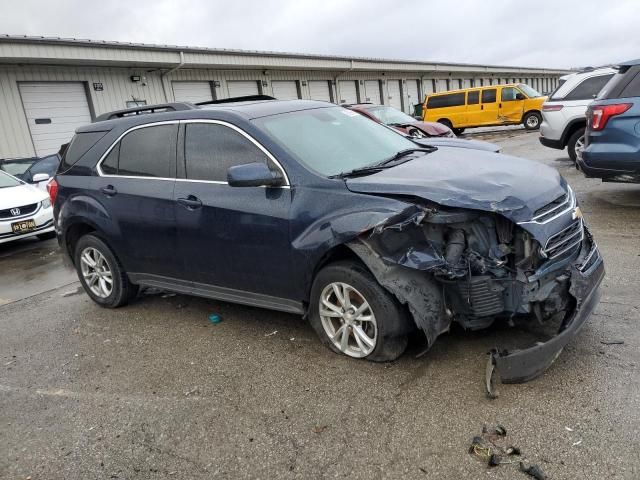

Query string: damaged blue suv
53 97 604 389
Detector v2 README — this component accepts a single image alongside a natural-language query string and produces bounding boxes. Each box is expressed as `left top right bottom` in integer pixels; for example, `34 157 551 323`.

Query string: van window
564 74 614 101
501 87 518 101
184 123 271 182
467 91 479 105
103 124 178 178
482 89 497 103
427 92 466 109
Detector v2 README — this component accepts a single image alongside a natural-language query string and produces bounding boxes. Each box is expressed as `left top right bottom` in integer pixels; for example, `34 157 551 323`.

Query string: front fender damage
337 202 604 392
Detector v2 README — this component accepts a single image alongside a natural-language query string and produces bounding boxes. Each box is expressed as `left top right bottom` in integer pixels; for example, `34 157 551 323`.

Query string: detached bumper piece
486 236 604 397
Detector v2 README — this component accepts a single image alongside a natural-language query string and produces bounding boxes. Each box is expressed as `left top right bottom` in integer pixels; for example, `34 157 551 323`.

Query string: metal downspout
161 51 185 102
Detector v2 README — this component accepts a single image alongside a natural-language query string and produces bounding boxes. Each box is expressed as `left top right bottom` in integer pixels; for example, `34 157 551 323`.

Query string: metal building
0 35 568 159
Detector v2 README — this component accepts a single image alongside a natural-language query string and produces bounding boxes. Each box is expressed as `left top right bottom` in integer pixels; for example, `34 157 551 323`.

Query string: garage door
19 82 92 157
405 80 420 114
308 81 332 102
272 81 299 100
387 80 402 110
338 81 358 104
363 80 381 104
228 80 260 98
172 81 214 103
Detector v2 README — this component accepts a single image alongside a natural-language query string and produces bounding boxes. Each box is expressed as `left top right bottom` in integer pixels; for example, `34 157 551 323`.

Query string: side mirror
515 92 526 100
32 173 50 183
227 162 284 187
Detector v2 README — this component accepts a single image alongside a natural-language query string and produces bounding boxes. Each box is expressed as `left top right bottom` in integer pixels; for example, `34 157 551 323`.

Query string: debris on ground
572 439 582 446
61 286 83 297
313 425 328 434
184 387 199 396
600 339 624 345
470 424 546 478
564 426 574 432
208 314 222 324
520 461 547 479
161 292 176 298
265 330 278 337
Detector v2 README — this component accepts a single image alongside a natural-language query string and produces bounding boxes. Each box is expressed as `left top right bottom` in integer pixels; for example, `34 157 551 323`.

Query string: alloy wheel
575 135 585 161
80 247 113 298
319 282 377 358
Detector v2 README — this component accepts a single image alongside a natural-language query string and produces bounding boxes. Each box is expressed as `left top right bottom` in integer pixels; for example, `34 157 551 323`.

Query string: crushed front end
349 186 604 388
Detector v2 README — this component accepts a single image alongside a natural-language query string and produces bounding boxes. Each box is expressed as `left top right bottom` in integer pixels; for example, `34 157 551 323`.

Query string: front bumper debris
486 241 605 396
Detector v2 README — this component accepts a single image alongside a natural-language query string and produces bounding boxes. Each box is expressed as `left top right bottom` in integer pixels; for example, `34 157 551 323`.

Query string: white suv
539 67 615 161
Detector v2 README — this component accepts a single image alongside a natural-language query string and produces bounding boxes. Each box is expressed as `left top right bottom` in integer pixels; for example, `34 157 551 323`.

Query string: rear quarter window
59 131 108 173
427 92 465 109
620 71 640 98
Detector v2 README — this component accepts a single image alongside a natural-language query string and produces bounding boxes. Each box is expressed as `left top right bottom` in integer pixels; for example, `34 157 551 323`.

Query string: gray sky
1 0 638 69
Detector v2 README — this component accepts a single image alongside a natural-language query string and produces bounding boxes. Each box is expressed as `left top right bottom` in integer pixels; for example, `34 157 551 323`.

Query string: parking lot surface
1 128 639 479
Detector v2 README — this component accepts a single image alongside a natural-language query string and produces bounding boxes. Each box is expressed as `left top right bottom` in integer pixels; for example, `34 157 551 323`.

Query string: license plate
11 219 36 234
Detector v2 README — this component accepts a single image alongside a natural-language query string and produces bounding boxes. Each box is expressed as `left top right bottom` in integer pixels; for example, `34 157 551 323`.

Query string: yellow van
422 83 547 134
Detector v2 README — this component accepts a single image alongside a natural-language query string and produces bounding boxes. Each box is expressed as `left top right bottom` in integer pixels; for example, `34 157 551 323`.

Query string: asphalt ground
1 127 639 479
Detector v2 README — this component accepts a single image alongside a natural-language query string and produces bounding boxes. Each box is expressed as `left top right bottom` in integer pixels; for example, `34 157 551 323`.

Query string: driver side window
501 87 518 101
184 123 277 183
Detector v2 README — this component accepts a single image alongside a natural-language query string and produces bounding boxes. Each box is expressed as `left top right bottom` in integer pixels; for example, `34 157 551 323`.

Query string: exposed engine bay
346 199 604 394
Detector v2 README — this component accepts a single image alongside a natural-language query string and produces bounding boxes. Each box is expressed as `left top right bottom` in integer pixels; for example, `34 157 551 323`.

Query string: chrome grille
0 202 39 220
531 191 571 223
543 220 584 259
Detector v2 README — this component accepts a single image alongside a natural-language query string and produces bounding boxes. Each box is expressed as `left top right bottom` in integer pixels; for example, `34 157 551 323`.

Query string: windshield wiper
330 147 436 179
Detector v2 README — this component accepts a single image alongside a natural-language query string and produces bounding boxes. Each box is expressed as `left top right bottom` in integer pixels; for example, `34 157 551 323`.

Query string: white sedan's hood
0 183 47 209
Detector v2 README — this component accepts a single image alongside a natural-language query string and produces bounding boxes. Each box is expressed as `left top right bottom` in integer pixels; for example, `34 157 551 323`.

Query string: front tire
523 111 542 130
309 261 408 362
567 128 585 163
74 234 138 308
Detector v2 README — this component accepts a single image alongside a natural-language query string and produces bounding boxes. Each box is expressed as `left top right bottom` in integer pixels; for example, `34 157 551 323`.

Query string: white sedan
0 170 55 244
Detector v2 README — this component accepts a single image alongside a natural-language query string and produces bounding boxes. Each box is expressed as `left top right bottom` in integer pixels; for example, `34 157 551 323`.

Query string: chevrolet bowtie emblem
572 207 583 220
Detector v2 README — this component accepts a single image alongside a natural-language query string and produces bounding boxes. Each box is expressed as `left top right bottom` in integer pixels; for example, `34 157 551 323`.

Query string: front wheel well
522 109 541 120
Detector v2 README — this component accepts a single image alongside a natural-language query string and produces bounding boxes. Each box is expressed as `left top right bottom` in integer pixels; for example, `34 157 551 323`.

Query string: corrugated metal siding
0 63 566 159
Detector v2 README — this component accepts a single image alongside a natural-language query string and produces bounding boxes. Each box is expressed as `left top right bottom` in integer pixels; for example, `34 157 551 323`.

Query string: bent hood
345 148 566 223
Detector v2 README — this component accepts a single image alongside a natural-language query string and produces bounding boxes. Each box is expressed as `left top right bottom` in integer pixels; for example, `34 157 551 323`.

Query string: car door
174 120 293 300
498 86 525 123
480 88 499 125
464 90 482 127
94 122 179 277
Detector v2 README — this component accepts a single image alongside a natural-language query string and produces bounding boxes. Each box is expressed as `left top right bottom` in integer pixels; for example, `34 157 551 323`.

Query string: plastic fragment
264 330 278 337
519 462 547 480
208 314 222 324
495 425 507 436
572 439 582 446
564 426 574 432
506 446 521 456
488 454 501 467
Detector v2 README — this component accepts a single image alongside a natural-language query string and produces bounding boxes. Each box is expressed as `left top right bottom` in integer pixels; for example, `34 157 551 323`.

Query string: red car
345 103 455 138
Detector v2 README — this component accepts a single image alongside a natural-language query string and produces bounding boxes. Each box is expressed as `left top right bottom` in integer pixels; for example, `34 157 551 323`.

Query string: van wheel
74 234 138 308
309 261 408 362
567 128 585 163
437 119 453 131
452 128 465 135
523 112 542 130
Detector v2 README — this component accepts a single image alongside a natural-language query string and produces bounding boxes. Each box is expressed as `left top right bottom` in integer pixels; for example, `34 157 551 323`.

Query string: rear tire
309 260 409 362
437 119 453 131
523 111 542 130
567 128 585 163
74 234 138 308
452 127 465 135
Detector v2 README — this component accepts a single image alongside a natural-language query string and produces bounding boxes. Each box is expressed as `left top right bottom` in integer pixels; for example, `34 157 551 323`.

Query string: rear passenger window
620 72 640 98
482 89 497 103
467 91 479 105
426 93 465 109
564 74 614 100
100 124 177 178
184 123 271 182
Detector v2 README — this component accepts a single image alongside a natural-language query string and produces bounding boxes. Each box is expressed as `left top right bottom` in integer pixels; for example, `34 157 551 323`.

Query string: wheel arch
560 118 586 147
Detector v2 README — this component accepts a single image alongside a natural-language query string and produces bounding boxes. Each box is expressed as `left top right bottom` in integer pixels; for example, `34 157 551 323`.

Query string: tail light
590 103 632 131
542 104 564 112
47 178 59 205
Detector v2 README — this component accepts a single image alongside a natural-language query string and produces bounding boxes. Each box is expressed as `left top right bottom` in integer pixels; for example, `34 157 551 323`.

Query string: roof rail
195 95 276 106
94 102 197 122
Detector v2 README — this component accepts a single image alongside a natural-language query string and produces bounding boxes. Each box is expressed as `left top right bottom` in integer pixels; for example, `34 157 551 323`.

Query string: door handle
481 105 484 110
177 195 203 210
100 185 117 196
499 103 502 108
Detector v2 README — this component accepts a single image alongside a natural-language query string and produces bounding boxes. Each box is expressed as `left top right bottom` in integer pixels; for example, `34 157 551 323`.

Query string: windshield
255 107 416 177
0 160 34 176
0 171 23 188
364 106 417 125
518 84 543 98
